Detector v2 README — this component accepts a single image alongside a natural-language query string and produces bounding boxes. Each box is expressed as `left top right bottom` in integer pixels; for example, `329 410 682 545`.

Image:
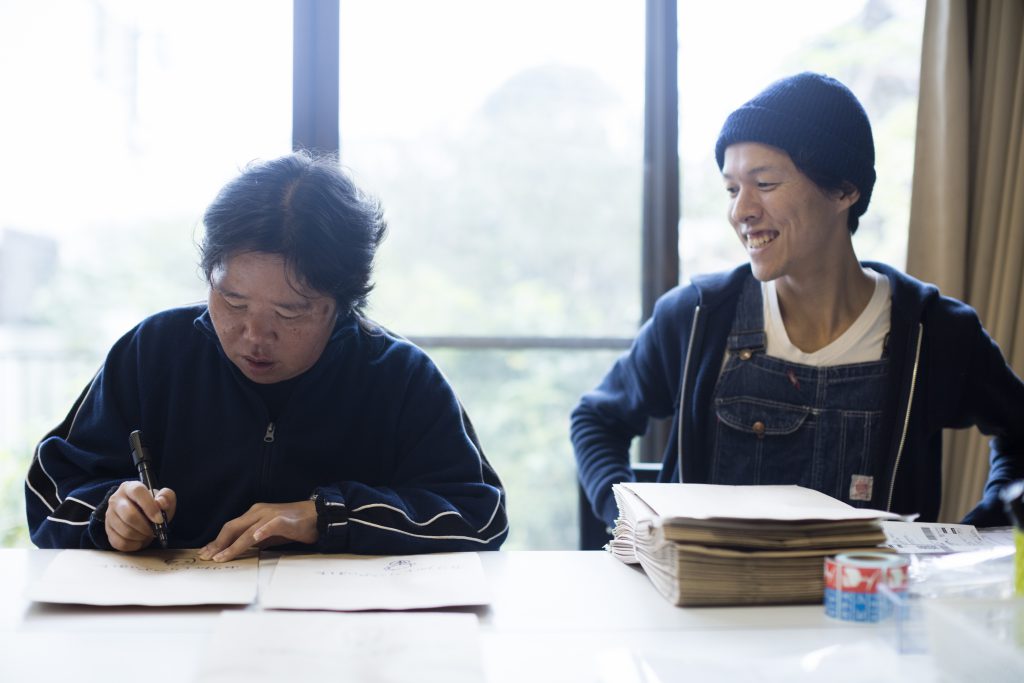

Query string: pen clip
129 429 149 469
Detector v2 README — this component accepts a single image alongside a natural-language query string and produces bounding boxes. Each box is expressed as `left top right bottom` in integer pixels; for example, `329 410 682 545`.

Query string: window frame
292 0 679 463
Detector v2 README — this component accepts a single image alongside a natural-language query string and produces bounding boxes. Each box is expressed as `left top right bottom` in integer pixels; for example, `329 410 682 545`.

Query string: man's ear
835 181 860 211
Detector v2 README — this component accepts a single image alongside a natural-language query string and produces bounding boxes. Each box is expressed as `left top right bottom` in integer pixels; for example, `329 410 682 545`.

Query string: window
337 0 925 549
0 0 290 545
339 0 645 549
0 0 925 549
678 1 925 276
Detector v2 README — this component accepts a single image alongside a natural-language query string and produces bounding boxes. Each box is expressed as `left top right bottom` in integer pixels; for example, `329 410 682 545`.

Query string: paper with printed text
261 551 490 611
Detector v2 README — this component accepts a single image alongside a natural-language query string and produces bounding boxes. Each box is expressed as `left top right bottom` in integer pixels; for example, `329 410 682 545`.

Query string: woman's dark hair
200 152 387 316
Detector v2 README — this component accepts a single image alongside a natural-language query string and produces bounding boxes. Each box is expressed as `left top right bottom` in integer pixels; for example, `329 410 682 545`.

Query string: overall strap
725 275 766 353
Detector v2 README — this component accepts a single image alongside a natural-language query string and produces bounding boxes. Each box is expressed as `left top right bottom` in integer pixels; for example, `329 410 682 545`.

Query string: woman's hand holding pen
105 481 177 552
198 500 319 562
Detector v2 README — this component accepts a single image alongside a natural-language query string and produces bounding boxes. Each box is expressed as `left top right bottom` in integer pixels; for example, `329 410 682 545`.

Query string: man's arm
571 289 692 528
956 313 1024 526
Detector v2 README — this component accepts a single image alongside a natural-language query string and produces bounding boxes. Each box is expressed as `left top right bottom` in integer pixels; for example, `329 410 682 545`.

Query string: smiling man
572 72 1024 531
26 153 509 558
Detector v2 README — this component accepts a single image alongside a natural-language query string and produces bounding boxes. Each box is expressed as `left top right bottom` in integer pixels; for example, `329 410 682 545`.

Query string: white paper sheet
26 548 258 606
595 640 932 683
620 483 902 522
261 552 490 611
195 611 485 683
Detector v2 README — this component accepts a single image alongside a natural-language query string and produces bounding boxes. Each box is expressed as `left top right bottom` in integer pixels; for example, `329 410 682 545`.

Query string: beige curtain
907 0 1024 522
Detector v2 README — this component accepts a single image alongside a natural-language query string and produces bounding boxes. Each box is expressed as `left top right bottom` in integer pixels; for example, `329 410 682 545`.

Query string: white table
0 549 938 682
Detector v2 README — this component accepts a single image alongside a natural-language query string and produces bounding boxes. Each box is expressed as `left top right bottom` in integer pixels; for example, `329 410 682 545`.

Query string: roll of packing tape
824 552 909 622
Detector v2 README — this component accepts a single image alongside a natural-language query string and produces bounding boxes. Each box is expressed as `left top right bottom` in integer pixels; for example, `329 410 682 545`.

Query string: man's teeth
747 232 776 248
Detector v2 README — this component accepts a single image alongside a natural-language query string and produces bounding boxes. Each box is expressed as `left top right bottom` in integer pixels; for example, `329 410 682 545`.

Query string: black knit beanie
714 72 876 219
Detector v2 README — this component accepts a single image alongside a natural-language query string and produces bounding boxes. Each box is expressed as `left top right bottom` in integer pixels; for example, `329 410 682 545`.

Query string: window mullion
293 0 340 155
640 0 679 464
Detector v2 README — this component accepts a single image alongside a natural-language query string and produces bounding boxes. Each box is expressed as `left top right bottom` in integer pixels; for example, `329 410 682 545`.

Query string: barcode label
880 521 987 553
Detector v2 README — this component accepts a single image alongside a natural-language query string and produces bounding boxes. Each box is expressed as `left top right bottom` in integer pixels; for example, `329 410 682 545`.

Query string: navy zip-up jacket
27 305 509 553
572 263 1024 528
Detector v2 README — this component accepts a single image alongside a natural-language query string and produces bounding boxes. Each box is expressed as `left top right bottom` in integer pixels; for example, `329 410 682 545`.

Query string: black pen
129 429 170 549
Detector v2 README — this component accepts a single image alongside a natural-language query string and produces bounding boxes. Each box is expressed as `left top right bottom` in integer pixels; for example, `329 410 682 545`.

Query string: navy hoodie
573 263 1024 528
27 305 508 553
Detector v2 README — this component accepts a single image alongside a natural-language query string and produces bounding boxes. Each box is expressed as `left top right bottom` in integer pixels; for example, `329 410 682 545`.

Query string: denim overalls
709 277 889 506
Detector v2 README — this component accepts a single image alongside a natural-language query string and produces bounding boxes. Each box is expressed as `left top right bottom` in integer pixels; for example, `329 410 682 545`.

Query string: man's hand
105 481 176 552
199 500 319 562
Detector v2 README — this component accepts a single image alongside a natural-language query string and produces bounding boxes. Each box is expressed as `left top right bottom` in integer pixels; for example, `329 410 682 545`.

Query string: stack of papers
611 483 901 606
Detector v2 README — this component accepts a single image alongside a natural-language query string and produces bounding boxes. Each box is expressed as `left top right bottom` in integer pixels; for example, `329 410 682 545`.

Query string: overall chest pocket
830 409 884 504
712 397 816 487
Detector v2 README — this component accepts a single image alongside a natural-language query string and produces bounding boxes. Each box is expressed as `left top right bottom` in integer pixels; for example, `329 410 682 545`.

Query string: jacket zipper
887 323 923 511
257 421 276 500
676 306 701 483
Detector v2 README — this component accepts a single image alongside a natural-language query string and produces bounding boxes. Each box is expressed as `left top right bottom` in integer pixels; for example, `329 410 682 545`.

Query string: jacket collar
688 261 941 322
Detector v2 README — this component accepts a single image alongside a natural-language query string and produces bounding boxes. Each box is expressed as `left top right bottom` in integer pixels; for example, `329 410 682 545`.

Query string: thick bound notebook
610 483 901 606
